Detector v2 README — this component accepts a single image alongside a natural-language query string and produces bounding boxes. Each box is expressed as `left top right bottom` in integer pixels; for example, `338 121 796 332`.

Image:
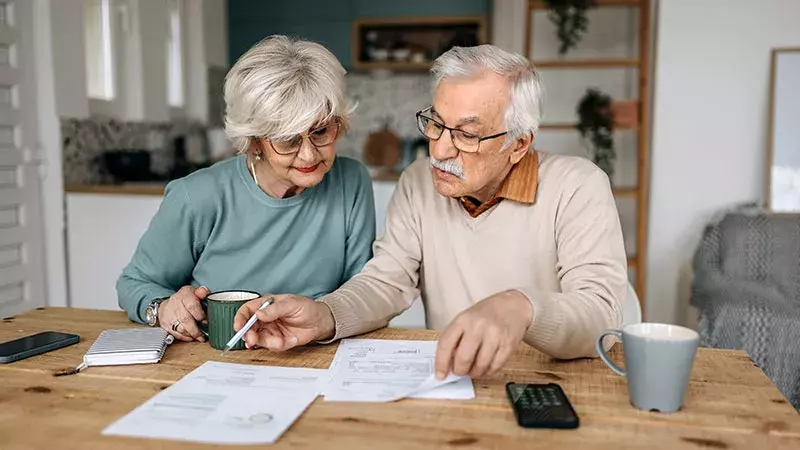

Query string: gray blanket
691 212 800 409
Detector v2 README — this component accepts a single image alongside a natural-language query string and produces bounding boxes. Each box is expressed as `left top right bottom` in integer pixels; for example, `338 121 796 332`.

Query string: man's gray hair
224 35 353 154
431 45 543 150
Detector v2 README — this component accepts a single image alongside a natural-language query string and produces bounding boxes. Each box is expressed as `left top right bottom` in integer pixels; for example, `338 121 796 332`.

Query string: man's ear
508 133 533 164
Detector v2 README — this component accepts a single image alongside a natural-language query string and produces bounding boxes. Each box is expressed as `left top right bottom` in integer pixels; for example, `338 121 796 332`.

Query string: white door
0 0 46 317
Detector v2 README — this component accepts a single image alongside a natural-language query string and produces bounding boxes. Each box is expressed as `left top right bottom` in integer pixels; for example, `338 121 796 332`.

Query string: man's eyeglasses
415 107 507 153
267 121 341 155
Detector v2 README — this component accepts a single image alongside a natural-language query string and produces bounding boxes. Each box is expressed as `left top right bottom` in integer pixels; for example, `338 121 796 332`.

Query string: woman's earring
254 153 262 161
250 158 260 187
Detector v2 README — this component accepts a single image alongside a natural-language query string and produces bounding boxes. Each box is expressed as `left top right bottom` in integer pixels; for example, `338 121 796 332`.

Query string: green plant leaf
543 0 597 55
575 87 616 181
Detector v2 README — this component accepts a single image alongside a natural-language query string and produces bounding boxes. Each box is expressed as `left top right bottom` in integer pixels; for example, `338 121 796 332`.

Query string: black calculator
505 382 580 429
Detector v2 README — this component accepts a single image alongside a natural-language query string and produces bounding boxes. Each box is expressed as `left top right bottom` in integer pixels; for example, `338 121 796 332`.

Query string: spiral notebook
76 328 174 371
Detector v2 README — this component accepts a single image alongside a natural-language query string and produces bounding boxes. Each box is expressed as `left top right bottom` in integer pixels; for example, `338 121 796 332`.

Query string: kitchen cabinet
65 180 427 328
227 0 491 68
66 194 163 311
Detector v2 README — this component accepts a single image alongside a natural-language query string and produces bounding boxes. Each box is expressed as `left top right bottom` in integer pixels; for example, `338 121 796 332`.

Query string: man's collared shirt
459 151 539 218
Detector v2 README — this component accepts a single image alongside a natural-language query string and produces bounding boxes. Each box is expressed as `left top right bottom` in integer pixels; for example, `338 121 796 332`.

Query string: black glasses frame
415 107 508 153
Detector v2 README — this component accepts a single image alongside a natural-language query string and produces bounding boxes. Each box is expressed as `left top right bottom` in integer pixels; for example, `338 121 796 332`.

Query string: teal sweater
117 155 376 323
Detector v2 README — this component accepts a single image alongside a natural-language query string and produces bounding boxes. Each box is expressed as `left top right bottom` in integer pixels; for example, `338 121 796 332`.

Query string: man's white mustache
430 156 466 179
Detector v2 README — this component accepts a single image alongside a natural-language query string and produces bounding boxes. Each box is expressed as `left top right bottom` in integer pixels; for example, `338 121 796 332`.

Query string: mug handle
198 299 209 338
596 329 626 376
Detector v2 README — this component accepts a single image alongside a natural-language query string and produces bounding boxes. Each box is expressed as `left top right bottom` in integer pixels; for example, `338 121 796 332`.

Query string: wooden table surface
1 308 798 449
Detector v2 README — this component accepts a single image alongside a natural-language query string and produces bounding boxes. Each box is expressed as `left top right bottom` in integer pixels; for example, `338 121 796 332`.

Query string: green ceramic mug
200 290 260 350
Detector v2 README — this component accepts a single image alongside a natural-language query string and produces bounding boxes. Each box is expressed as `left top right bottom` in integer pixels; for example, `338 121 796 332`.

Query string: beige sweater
320 152 627 359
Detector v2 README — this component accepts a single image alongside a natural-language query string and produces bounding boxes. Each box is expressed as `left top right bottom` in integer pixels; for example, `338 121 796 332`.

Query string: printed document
102 361 328 445
323 339 475 402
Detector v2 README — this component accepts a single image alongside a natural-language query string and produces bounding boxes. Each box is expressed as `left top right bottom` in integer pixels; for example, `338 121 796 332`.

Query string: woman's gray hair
224 35 353 154
431 45 543 150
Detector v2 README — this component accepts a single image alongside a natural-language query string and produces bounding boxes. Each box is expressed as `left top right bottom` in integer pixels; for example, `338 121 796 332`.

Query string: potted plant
611 99 639 129
576 88 615 181
544 0 596 55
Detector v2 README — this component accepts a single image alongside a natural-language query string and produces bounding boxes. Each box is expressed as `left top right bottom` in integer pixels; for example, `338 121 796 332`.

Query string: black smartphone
0 331 80 363
506 382 580 429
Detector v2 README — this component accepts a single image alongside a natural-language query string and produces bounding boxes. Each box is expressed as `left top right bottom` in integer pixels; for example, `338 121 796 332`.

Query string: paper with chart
323 339 475 402
102 361 328 445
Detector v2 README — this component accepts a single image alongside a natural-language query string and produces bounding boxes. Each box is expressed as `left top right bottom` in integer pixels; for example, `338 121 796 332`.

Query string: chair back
622 282 642 327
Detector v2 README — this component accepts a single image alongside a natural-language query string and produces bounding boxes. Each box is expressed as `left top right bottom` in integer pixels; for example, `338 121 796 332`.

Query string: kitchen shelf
531 58 639 69
530 0 642 9
65 168 406 197
351 15 487 72
65 184 166 196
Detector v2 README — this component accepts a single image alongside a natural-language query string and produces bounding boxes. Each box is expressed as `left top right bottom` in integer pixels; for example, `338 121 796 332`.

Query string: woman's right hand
158 286 209 342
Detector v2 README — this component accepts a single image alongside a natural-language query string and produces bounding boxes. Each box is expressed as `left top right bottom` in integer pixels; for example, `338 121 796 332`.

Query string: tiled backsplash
62 73 433 184
62 117 208 185
337 73 431 160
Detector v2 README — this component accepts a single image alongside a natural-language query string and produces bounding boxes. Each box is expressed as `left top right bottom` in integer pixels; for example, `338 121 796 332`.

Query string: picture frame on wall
766 47 800 214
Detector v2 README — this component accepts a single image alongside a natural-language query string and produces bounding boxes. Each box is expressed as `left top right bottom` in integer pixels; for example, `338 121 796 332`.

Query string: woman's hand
234 294 335 351
158 286 209 342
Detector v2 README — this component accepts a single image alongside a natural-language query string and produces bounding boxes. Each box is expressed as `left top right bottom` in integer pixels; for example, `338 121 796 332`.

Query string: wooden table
1 308 798 449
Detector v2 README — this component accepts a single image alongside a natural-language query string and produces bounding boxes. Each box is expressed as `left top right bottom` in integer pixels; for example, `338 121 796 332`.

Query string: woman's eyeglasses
268 121 341 155
415 107 507 153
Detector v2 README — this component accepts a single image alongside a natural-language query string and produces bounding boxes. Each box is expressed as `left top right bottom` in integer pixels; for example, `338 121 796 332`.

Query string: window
84 0 114 100
167 0 184 108
0 1 13 27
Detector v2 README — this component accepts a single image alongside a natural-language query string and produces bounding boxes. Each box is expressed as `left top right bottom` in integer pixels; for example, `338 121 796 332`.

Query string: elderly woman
117 36 375 342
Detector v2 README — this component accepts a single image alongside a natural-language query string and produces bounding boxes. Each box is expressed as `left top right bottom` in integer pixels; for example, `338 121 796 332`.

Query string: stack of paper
102 339 475 445
323 339 475 402
103 362 329 445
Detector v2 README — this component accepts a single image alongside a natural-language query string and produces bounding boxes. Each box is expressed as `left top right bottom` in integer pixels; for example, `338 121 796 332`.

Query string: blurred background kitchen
9 1 800 340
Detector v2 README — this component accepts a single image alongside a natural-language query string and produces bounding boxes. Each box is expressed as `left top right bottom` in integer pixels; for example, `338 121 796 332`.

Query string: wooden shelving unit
526 0 650 311
612 186 638 198
539 123 639 131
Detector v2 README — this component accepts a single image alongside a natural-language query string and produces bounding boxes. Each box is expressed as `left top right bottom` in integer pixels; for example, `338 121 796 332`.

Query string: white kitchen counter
65 179 427 328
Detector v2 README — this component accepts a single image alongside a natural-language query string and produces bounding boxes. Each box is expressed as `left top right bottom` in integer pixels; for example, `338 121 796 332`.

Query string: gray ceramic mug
596 323 699 413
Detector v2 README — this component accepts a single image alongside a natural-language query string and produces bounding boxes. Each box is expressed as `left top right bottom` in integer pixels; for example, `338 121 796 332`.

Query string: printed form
103 361 328 445
323 339 475 402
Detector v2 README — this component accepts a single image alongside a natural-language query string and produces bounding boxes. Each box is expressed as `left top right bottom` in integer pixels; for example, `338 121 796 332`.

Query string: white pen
220 297 274 356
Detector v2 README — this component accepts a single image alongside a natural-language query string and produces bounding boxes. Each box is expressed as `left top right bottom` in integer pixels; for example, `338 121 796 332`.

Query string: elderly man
235 44 627 379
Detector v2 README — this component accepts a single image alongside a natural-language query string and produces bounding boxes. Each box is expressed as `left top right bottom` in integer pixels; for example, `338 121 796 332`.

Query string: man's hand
233 294 335 351
158 285 209 342
434 290 532 380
